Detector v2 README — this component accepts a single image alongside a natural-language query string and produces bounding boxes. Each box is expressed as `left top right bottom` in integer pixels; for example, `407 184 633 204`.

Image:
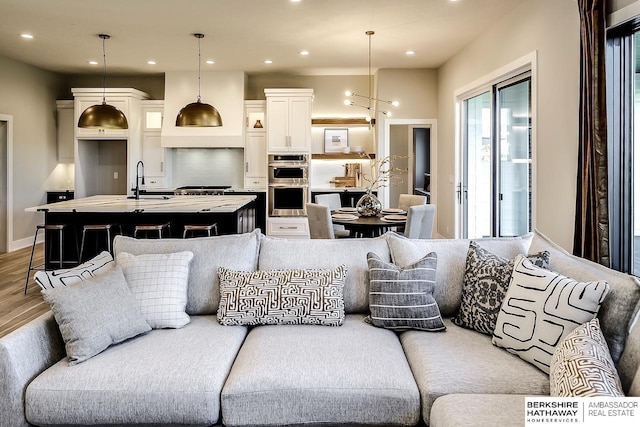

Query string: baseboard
9 235 41 252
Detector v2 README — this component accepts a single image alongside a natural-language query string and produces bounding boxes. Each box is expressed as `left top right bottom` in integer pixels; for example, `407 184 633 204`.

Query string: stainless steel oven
268 154 309 216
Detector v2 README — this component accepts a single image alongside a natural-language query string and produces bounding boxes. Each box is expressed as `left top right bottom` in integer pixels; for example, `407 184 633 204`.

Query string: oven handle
268 163 309 168
268 183 309 188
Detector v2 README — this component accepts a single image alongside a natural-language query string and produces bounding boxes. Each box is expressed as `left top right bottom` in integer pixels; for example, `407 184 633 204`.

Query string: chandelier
344 31 399 122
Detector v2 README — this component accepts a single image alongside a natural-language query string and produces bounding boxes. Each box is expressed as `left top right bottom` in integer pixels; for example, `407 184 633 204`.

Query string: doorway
0 120 6 253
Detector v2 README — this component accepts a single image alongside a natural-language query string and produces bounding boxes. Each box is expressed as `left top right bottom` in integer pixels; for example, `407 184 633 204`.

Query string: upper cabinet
141 100 169 188
265 89 313 153
244 101 267 189
72 88 149 139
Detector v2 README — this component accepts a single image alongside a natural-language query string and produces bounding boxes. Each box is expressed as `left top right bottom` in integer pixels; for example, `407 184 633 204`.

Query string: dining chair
404 204 436 239
314 194 350 238
397 193 427 213
306 203 335 239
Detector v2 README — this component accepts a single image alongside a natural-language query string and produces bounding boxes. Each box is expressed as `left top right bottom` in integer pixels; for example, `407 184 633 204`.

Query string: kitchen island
26 194 257 267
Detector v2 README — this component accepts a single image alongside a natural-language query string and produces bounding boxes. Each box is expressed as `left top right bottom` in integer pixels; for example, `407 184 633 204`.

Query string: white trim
608 1 640 28
453 51 538 238
0 114 14 252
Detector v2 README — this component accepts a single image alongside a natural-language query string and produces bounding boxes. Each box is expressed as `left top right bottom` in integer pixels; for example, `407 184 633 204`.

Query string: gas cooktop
174 185 231 195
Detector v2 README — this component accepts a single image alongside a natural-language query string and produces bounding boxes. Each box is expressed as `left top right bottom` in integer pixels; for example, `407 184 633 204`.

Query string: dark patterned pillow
550 318 624 397
366 252 445 332
452 242 550 335
217 265 347 326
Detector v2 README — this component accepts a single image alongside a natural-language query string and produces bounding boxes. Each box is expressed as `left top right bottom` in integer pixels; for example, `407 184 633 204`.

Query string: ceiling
0 0 526 76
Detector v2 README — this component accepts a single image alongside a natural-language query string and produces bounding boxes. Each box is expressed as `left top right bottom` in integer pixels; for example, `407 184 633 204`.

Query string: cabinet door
57 103 75 162
288 97 311 151
245 133 266 178
142 133 164 176
266 97 290 152
75 97 129 138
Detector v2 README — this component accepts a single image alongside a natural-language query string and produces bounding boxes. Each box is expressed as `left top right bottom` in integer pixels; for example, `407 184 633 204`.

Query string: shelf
311 118 374 126
312 153 375 160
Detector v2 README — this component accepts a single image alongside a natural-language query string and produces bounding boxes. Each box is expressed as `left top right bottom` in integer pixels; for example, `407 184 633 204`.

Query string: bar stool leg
106 227 112 253
57 228 63 268
24 227 41 294
79 227 88 263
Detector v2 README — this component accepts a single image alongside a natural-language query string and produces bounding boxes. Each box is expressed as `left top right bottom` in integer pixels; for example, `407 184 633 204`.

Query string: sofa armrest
0 311 65 427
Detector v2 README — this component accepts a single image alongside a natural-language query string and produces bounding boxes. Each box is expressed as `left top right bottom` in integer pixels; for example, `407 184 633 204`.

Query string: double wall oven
268 154 308 216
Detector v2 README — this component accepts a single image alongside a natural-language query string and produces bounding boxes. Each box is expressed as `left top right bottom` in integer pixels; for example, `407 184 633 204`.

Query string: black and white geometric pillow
550 318 624 397
34 251 114 290
492 255 610 373
452 242 550 335
366 252 445 332
217 265 347 327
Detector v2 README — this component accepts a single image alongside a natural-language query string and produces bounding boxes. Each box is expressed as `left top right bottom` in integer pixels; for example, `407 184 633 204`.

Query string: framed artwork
324 128 349 153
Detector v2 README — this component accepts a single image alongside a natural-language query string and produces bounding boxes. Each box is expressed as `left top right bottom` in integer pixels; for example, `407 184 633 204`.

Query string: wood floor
0 244 49 338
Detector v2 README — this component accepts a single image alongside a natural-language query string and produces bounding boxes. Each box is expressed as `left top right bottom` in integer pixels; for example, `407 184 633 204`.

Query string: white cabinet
266 217 310 239
265 89 313 152
141 100 169 188
244 101 267 189
56 100 74 163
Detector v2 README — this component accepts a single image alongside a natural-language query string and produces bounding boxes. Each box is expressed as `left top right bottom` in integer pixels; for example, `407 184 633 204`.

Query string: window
459 72 532 239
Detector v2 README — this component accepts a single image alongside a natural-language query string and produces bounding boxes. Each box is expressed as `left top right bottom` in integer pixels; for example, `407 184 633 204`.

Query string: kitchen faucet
134 161 145 200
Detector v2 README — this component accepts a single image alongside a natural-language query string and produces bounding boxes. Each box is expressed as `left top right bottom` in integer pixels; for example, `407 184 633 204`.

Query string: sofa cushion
221 314 420 427
400 319 549 423
34 251 114 290
430 394 528 427
493 255 609 374
40 266 151 366
550 318 624 397
217 265 347 326
618 313 640 396
113 229 260 315
529 229 640 365
116 251 193 329
452 242 550 335
25 316 247 426
386 232 533 316
258 234 390 313
366 252 445 332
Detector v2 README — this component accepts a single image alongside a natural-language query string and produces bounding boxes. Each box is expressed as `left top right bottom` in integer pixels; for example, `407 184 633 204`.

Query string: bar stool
133 222 171 239
183 223 218 238
79 224 121 262
24 223 78 294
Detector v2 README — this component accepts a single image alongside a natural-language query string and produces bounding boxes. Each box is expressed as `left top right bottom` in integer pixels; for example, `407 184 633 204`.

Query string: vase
253 119 263 128
356 190 382 217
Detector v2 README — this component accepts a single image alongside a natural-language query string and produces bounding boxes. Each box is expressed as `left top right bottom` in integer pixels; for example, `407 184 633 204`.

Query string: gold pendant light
176 33 223 127
78 34 128 130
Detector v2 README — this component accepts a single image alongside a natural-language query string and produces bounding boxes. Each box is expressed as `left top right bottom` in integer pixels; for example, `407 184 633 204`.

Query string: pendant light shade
176 33 223 127
78 34 128 130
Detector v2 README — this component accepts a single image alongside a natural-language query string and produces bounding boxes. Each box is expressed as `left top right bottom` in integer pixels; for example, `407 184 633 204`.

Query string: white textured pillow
550 318 624 397
34 251 114 290
116 251 194 329
493 255 610 373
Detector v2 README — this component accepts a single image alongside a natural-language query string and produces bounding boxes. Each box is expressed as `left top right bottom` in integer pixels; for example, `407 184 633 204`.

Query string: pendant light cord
196 34 202 103
368 31 372 113
102 36 107 103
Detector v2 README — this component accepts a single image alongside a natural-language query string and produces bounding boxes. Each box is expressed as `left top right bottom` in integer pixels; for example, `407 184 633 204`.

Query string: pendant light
176 33 223 127
343 31 399 123
78 34 128 129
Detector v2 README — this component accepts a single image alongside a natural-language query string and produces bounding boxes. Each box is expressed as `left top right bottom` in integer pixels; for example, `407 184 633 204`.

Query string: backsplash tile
171 148 244 188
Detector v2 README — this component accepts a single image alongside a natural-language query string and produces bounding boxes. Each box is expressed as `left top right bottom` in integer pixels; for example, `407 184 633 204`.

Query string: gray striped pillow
366 252 445 332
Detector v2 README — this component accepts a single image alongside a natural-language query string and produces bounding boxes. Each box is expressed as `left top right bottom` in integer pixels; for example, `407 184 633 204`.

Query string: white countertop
26 195 256 214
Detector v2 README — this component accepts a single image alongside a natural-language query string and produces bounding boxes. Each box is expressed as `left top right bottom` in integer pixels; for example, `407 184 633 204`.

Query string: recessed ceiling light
20 33 34 39
147 60 156 65
291 0 301 2
299 50 309 56
88 60 98 65
406 50 416 55
206 60 215 64
264 59 273 64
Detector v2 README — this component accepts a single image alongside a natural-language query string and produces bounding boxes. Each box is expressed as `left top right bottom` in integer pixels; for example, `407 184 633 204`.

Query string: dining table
330 209 407 238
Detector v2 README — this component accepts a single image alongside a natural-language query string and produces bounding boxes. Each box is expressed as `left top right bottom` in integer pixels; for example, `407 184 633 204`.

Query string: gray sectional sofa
1 229 639 427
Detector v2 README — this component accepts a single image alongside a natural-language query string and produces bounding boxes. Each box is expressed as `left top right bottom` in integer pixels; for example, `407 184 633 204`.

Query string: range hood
161 71 246 147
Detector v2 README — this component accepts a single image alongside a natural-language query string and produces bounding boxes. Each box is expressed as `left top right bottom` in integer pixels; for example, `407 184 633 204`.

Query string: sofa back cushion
386 232 533 316
529 229 640 369
258 235 390 313
113 230 260 315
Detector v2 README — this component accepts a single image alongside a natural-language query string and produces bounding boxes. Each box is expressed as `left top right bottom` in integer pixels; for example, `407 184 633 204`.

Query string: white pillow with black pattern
493 255 610 373
34 251 114 290
366 252 445 332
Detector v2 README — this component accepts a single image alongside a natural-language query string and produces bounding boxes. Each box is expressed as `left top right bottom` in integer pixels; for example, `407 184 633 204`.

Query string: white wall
0 55 66 248
436 0 580 250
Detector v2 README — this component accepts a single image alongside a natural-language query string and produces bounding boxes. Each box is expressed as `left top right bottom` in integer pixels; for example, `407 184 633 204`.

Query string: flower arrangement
361 154 408 193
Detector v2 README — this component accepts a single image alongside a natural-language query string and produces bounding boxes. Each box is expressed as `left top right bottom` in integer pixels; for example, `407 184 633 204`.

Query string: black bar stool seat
134 222 171 239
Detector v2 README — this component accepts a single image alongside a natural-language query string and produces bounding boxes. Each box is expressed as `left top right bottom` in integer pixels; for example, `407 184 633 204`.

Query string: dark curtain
573 0 609 266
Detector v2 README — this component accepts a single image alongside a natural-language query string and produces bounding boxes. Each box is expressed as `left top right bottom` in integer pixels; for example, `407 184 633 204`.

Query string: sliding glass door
460 72 532 239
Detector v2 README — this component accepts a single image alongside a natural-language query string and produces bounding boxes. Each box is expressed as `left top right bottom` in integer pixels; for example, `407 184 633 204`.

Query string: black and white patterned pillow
217 265 347 327
34 251 114 290
366 252 445 332
550 318 624 397
452 242 550 335
493 255 610 373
